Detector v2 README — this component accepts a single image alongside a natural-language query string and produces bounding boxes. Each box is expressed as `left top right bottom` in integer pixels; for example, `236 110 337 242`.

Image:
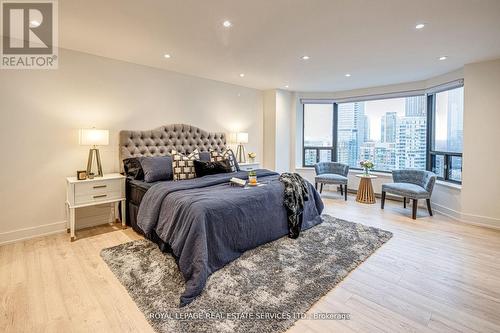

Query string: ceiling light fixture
30 20 41 27
284 85 289 88
223 20 232 28
301 55 310 60
415 23 425 29
345 73 351 77
439 56 447 61
239 73 245 77
164 54 171 59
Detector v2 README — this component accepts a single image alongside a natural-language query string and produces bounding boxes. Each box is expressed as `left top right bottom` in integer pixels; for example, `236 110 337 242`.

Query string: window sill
436 180 462 190
349 169 392 178
296 167 462 190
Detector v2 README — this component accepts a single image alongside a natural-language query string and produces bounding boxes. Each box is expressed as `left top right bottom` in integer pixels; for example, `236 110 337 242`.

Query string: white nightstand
239 162 261 171
66 173 126 241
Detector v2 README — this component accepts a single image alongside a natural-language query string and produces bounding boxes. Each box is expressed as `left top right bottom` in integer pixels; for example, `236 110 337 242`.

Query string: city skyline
303 90 463 180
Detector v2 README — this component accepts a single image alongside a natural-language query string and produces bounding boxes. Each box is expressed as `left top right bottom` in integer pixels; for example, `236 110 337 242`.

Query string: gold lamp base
86 147 103 177
236 144 246 163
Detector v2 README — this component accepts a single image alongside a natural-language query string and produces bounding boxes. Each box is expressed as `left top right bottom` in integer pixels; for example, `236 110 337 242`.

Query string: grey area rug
101 215 392 333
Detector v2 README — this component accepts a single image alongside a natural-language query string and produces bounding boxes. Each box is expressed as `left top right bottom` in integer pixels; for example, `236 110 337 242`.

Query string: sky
364 98 406 141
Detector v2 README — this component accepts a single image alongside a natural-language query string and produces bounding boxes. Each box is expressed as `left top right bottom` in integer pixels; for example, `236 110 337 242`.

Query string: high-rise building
381 112 398 143
374 142 397 170
337 102 365 166
396 116 427 169
405 96 426 117
447 87 464 152
363 115 370 142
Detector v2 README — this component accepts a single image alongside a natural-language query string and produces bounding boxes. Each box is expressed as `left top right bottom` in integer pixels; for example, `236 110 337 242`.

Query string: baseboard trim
460 212 500 230
0 216 118 246
432 203 500 231
0 220 67 246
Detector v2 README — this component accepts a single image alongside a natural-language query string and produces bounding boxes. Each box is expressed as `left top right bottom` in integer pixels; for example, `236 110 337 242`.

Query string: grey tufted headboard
119 124 227 161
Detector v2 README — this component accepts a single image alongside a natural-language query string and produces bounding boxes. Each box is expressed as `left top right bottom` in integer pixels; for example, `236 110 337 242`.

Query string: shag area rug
101 215 392 333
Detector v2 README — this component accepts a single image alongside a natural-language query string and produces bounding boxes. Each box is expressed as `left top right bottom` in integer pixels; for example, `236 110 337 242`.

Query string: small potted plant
248 152 256 163
359 160 374 176
248 170 257 185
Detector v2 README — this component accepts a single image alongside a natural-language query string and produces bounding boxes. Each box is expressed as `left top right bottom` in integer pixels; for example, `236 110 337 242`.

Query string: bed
119 124 324 306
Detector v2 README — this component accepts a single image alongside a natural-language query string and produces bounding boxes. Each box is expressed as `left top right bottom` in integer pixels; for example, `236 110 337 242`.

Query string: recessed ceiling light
239 73 245 77
284 85 289 88
301 55 310 60
164 54 171 59
223 20 232 28
345 73 351 77
30 20 40 27
439 56 447 61
415 23 425 29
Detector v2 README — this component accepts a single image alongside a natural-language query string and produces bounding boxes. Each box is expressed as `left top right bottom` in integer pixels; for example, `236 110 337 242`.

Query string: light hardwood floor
1 193 500 333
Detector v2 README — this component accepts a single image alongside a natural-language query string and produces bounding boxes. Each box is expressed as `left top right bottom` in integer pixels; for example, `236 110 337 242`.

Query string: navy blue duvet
137 169 324 306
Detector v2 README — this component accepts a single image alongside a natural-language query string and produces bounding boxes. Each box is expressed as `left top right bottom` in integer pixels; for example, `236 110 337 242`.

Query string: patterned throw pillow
209 149 238 172
171 149 200 181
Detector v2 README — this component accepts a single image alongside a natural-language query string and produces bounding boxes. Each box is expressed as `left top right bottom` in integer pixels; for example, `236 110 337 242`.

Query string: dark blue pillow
140 156 173 183
199 151 211 162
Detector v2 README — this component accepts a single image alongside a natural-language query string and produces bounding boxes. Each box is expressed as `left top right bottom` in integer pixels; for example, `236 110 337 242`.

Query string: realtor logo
1 0 58 69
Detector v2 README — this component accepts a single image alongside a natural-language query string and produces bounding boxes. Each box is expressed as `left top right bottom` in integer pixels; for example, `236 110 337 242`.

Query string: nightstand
239 162 261 171
66 173 126 241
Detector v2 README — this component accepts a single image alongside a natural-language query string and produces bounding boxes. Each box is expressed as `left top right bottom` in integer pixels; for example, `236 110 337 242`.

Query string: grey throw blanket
279 173 309 238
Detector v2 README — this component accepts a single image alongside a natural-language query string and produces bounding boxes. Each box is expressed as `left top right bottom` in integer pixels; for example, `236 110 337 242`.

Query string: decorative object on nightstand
235 132 248 163
248 152 256 163
356 174 377 204
239 162 260 171
66 173 126 241
76 170 87 180
79 128 109 178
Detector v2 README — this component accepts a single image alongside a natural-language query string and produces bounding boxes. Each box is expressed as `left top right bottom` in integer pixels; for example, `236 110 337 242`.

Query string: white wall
0 48 263 244
275 90 293 173
263 90 276 170
263 89 293 173
291 64 500 229
461 59 500 225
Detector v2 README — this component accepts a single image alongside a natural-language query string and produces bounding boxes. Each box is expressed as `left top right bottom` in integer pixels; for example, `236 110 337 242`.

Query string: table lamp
235 132 248 163
79 128 109 177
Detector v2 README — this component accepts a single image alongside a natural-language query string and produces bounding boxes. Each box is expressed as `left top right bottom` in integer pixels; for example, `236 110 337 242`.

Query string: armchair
314 162 349 200
381 170 437 219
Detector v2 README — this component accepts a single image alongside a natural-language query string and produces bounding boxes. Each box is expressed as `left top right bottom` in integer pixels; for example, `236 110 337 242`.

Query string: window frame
302 103 337 167
301 82 464 184
426 87 464 184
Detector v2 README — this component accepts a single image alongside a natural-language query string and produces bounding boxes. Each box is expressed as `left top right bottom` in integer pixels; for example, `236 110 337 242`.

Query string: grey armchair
314 162 349 200
381 170 437 219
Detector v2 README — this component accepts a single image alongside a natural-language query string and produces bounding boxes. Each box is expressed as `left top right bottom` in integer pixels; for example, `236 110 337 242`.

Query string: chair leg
426 199 433 216
320 183 323 193
381 191 386 209
340 185 344 196
315 182 318 190
412 199 418 219
403 197 406 208
344 184 348 201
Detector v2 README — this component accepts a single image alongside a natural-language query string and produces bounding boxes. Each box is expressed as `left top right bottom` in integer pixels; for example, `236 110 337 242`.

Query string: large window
303 103 334 166
302 81 464 184
337 96 427 172
429 86 464 183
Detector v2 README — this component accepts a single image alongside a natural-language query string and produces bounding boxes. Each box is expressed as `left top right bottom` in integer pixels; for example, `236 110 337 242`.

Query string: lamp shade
236 132 248 144
228 132 238 144
79 129 109 146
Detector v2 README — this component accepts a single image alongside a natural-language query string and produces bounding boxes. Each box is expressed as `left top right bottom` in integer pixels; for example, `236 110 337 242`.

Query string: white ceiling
59 0 500 92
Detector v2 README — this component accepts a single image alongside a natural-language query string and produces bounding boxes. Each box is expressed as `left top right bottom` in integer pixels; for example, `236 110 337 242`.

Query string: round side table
355 174 378 204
